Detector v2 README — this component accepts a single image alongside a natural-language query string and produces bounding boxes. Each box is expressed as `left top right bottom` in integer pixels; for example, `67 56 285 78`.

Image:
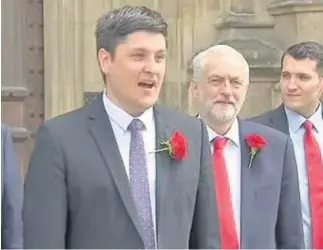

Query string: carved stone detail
268 0 323 15
218 39 282 69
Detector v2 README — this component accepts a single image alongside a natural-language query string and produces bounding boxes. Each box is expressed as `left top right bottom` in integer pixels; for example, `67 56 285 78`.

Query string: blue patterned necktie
128 119 156 249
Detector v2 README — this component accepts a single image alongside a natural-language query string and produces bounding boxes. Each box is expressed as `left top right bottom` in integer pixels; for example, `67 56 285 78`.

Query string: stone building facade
2 0 323 175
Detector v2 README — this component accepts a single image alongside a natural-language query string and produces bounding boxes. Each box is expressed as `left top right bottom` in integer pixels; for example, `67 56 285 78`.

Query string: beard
203 100 238 123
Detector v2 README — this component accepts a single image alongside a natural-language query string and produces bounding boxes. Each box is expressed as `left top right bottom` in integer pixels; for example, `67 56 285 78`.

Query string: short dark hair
95 5 168 56
281 41 323 74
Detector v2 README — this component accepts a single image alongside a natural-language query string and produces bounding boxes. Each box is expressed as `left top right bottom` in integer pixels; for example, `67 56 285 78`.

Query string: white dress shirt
102 93 157 239
285 104 323 249
206 119 241 242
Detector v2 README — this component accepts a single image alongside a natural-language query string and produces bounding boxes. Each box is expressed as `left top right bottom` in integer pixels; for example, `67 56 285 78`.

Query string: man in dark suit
189 44 304 249
250 41 323 249
1 124 23 249
23 5 220 249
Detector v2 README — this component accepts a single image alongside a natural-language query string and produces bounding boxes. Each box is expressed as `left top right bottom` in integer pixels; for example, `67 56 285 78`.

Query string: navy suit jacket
1 124 23 249
249 103 323 135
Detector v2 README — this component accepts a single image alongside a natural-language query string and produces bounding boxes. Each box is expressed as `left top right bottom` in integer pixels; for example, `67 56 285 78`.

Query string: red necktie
212 137 239 249
303 120 323 249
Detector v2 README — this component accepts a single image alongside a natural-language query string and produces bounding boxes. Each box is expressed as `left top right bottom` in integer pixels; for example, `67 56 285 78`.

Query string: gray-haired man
190 44 304 249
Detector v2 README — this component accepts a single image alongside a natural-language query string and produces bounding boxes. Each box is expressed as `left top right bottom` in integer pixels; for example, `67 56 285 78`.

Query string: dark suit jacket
23 96 220 249
248 104 323 249
248 103 323 135
236 120 304 249
1 124 23 249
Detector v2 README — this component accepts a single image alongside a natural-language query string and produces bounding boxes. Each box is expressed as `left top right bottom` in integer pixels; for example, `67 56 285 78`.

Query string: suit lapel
271 102 323 132
153 105 172 241
239 121 262 248
86 97 144 241
269 104 290 135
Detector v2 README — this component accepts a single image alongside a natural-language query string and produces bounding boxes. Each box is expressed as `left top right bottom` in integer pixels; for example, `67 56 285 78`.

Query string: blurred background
1 0 323 176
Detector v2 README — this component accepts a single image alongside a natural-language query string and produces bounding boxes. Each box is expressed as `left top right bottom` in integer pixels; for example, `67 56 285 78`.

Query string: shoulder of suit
155 104 200 123
38 105 87 135
247 109 275 123
1 124 8 135
1 124 9 146
240 120 289 141
1 124 14 141
154 104 205 137
248 105 287 127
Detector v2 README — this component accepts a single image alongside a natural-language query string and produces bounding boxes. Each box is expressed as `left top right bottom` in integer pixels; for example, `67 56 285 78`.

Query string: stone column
43 0 84 119
268 0 323 101
214 0 283 117
268 0 323 47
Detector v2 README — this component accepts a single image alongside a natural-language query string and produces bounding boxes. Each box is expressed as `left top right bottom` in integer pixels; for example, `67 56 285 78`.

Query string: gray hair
189 45 249 83
95 5 168 56
282 41 323 75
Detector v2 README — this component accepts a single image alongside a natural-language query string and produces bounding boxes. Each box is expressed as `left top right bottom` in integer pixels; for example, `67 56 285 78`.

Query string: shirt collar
284 103 322 133
102 91 154 132
205 118 240 147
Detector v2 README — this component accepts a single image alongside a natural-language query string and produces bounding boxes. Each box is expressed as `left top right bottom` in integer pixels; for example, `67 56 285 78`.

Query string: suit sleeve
23 124 67 249
276 138 305 248
189 120 221 249
1 126 23 249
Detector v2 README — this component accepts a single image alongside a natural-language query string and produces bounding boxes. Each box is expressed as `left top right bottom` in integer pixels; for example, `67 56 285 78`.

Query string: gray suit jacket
23 97 220 249
237 120 304 249
1 124 23 249
249 103 323 135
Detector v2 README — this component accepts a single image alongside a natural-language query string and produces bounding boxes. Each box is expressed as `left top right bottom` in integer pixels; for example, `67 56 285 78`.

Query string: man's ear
98 48 112 76
319 76 323 102
189 81 200 99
